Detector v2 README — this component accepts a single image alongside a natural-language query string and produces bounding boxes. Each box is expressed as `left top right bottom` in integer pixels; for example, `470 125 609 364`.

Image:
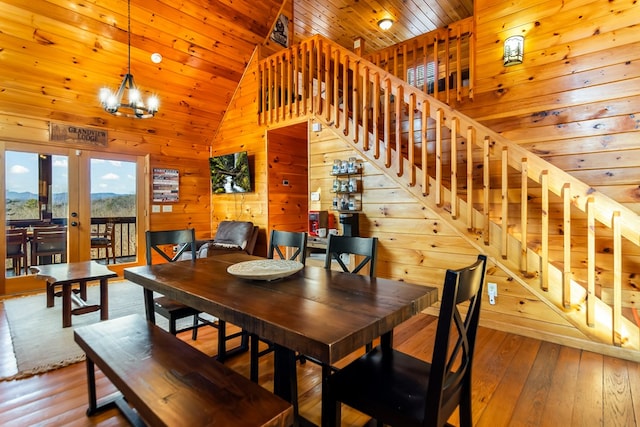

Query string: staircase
257 34 640 356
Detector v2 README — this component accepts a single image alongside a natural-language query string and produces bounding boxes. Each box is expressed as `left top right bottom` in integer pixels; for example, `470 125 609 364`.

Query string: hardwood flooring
1 299 638 426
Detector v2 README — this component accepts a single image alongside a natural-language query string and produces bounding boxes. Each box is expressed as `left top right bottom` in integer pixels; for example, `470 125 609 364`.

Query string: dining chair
250 229 308 382
6 228 28 275
326 254 488 427
31 226 67 266
146 229 205 340
146 229 248 359
324 234 378 277
91 221 116 264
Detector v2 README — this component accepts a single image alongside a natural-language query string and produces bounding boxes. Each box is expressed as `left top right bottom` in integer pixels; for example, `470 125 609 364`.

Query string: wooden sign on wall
49 122 108 146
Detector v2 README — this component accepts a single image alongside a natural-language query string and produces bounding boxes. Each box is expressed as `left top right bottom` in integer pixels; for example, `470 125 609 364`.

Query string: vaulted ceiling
1 0 473 142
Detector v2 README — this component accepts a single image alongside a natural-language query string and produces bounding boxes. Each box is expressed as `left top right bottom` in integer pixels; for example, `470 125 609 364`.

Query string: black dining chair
146 229 249 359
250 229 307 382
324 234 378 277
326 254 488 427
146 229 202 340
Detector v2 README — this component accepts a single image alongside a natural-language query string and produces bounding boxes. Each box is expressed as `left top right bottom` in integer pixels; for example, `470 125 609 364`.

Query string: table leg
273 344 300 425
99 278 109 321
62 283 72 327
46 282 55 307
80 280 88 301
85 357 98 415
143 288 156 323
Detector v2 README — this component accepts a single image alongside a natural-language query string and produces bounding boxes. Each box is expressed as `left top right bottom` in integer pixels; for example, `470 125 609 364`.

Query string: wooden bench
74 314 294 427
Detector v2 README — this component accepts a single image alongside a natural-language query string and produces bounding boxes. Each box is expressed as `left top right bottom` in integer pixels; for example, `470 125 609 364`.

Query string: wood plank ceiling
0 0 472 141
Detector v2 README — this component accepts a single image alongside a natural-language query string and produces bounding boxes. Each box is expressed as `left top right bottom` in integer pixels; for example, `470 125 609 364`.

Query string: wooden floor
1 299 639 426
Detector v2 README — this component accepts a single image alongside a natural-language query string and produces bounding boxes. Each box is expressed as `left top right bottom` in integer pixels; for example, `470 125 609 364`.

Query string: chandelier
99 0 159 118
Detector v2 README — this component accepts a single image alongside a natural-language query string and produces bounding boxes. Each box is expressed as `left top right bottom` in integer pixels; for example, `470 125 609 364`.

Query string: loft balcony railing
257 33 640 354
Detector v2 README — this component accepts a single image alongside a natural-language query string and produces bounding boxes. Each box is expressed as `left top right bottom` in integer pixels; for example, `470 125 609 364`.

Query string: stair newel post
562 183 572 309
482 135 491 245
501 147 509 259
521 158 529 274
450 117 459 218
540 170 549 291
465 126 474 229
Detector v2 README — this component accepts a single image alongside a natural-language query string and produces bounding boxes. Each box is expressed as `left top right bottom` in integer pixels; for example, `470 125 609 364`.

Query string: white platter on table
227 259 304 281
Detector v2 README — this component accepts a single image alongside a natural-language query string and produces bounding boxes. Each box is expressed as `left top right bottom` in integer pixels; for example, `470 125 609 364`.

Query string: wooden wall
267 123 309 234
459 0 640 214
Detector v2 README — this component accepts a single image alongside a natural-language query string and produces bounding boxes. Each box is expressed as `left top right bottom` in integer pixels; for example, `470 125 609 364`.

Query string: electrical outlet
487 282 498 305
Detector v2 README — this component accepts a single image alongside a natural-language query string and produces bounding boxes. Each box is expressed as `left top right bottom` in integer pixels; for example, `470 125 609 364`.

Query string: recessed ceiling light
151 53 162 64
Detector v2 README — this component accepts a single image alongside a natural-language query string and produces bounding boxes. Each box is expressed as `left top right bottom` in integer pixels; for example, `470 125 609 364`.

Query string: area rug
1 280 178 381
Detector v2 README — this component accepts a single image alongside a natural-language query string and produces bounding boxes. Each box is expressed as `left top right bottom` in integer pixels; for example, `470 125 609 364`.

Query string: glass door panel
89 157 137 265
5 151 70 277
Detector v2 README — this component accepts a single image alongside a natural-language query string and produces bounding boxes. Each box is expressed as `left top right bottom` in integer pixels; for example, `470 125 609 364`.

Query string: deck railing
258 35 640 351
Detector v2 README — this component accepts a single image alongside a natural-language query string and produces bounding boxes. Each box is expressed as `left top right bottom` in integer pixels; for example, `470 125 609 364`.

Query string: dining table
123 252 438 427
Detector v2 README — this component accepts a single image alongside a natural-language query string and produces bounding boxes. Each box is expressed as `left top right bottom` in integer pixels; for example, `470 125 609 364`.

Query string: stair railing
257 35 640 351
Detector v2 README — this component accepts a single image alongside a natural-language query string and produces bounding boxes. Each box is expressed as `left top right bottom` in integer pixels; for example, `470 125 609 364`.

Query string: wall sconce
378 18 393 30
503 35 524 66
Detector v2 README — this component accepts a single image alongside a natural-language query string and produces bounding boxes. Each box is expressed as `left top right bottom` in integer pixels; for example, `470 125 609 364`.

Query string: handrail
257 35 640 350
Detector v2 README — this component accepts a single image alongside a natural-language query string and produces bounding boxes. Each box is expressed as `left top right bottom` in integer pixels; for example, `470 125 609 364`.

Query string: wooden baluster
562 183 571 309
466 126 474 229
468 26 475 99
352 60 360 143
395 84 403 176
612 211 622 346
334 49 340 128
383 79 391 166
422 37 428 94
450 117 459 218
301 42 308 114
456 26 462 102
373 73 380 159
362 66 370 151
293 45 300 118
540 170 549 291
483 136 490 245
520 159 528 273
501 147 508 259
342 54 349 136
435 109 443 207
408 93 416 186
421 101 429 195
268 58 274 124
325 43 332 123
315 39 322 115
433 37 439 100
258 61 264 125
586 196 595 327
444 32 450 104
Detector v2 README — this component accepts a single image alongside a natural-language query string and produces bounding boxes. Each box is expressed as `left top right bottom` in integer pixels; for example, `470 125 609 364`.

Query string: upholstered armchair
184 221 259 259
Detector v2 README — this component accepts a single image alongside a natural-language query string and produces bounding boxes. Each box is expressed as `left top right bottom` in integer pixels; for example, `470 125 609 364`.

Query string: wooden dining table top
124 252 438 365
